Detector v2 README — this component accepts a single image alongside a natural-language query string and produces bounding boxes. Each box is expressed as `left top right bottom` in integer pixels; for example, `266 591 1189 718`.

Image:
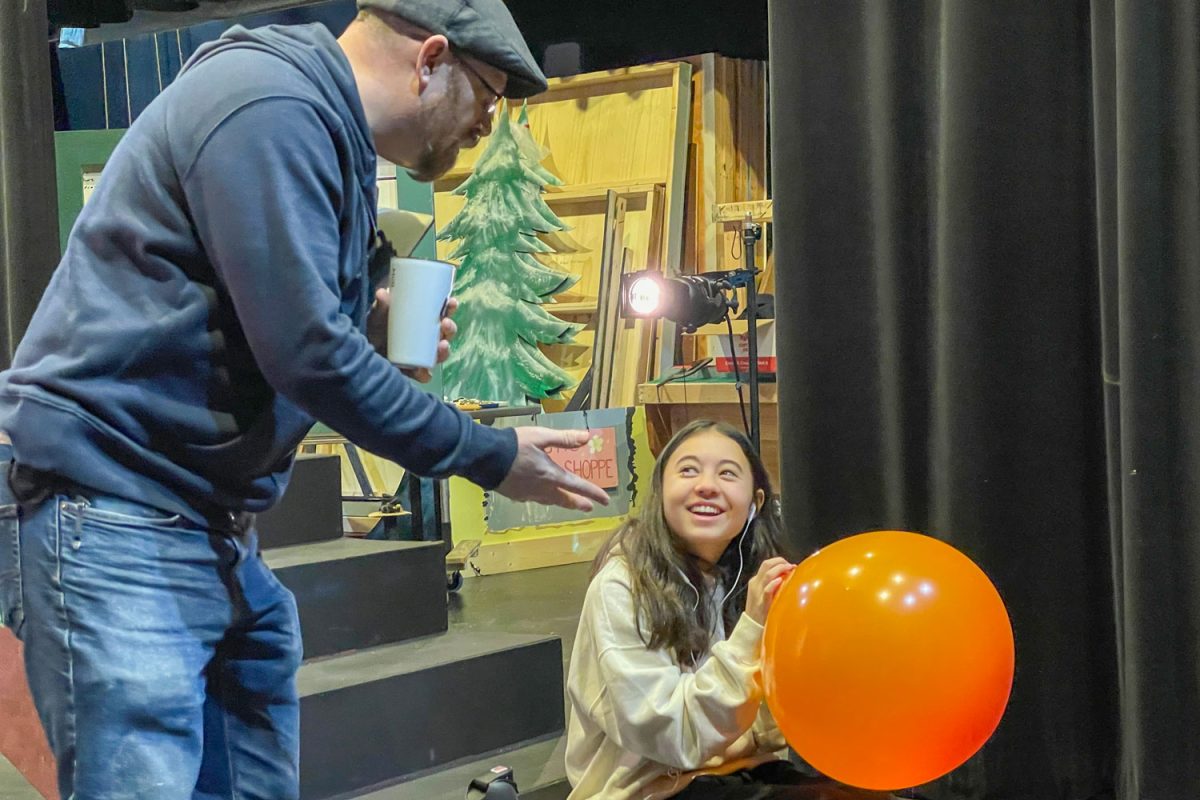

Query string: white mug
386 257 456 370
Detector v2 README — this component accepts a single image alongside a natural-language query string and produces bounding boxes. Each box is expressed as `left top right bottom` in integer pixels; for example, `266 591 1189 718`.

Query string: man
0 1 606 797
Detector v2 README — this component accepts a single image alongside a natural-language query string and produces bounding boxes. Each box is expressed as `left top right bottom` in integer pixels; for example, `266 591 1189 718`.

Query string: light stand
742 219 763 453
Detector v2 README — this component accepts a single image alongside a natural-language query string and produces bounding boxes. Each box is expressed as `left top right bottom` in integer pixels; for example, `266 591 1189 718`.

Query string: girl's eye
721 469 738 478
679 466 698 476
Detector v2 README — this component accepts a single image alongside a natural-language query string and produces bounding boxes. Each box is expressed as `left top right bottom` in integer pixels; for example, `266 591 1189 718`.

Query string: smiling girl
566 419 885 799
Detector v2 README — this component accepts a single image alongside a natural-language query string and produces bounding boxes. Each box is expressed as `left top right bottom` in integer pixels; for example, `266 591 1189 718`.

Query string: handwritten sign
546 427 619 490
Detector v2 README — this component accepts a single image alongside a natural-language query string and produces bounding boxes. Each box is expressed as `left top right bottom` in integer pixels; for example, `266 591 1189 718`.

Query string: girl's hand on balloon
746 557 795 624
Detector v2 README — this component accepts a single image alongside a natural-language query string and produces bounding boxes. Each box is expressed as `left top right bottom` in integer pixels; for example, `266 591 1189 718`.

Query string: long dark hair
593 420 788 665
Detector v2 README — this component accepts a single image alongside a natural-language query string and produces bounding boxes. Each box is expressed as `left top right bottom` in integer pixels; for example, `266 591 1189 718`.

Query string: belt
6 460 255 535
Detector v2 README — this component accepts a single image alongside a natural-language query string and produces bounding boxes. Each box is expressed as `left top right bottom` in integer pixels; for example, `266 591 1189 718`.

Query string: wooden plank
466 525 617 576
434 175 664 202
637 381 778 405
525 62 681 98
590 192 628 409
544 182 661 204
546 299 600 316
715 199 774 223
612 186 667 407
654 59 697 382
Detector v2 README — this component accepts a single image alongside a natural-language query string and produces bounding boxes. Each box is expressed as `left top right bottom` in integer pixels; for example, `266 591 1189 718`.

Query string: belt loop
73 498 84 542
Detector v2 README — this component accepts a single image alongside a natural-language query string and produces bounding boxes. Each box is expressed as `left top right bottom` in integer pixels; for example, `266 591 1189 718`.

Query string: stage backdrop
767 2 1199 799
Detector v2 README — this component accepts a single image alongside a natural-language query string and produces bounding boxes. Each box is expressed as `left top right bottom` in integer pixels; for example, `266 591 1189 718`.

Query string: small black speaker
47 0 134 27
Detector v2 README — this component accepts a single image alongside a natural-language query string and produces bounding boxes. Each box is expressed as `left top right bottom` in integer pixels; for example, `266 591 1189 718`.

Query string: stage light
627 274 664 316
619 271 737 332
617 220 767 453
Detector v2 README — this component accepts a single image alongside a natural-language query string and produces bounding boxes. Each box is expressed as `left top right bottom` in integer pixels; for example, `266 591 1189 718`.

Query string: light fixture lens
628 276 662 315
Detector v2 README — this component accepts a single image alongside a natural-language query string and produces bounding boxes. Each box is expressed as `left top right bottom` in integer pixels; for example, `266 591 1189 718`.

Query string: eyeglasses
455 52 503 113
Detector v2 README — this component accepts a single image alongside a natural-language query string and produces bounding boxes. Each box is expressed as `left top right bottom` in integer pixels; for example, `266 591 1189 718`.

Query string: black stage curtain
767 2 1198 798
1 0 60 370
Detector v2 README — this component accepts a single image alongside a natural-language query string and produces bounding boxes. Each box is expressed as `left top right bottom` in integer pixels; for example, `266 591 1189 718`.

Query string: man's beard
406 80 465 183
407 139 461 183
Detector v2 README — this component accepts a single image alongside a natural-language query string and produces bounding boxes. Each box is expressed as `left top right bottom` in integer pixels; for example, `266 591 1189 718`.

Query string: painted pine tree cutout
437 101 582 406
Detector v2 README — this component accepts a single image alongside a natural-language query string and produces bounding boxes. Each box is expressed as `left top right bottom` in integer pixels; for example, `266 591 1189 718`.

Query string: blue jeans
0 445 303 799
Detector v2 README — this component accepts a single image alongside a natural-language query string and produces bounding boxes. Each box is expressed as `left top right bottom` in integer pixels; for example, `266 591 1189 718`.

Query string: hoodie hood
184 23 376 192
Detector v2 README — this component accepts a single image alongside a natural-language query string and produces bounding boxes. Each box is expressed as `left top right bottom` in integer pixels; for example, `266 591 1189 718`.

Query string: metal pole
742 219 762 452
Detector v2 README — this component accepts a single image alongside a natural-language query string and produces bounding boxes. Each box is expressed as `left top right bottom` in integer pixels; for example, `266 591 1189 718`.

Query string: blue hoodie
0 23 516 525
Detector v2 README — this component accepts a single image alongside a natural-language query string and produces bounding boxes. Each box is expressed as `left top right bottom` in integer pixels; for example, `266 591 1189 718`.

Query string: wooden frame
589 191 628 410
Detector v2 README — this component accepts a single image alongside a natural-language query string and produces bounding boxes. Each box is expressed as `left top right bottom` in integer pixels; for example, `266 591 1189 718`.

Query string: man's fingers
436 340 451 364
440 317 458 341
375 287 391 306
525 427 591 450
552 486 595 512
444 296 459 317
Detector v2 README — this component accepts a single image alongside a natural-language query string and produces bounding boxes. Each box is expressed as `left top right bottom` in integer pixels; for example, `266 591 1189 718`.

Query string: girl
565 420 890 800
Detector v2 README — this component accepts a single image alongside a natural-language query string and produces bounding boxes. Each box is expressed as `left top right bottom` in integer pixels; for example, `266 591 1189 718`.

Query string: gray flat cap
357 0 548 98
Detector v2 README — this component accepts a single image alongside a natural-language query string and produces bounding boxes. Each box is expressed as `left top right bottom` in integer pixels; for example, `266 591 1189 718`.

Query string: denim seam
2 502 21 634
218 663 242 800
66 505 183 530
54 499 80 794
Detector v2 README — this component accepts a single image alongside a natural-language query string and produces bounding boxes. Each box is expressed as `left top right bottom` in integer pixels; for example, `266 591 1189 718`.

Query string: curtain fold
1 0 60 370
1100 2 1200 797
769 1 1199 797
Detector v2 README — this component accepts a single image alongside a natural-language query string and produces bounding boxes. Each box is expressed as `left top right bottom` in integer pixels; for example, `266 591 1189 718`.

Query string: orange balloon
762 530 1014 791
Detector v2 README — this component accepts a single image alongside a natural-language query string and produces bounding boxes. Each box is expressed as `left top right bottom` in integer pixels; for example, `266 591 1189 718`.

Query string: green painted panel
54 129 125 255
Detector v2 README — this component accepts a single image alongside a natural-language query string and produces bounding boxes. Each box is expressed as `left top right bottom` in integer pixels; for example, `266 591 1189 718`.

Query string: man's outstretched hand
495 428 612 512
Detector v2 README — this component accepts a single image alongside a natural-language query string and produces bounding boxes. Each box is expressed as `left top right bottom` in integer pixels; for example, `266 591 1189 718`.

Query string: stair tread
351 735 568 800
297 630 558 697
263 536 440 569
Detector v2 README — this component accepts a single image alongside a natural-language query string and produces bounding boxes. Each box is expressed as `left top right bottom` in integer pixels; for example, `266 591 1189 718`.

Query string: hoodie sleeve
584 564 766 771
180 97 516 489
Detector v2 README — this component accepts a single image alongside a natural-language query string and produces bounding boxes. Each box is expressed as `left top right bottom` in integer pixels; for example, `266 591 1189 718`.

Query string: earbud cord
721 503 756 608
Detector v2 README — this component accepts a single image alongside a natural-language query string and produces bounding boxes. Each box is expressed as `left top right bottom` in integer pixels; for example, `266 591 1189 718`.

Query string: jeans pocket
0 464 24 636
63 496 182 530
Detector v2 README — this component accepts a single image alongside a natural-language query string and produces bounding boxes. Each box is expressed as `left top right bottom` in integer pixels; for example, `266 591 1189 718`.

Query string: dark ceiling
75 0 768 70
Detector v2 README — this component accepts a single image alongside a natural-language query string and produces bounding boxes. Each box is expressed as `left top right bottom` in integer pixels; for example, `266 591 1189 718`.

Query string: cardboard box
708 321 776 374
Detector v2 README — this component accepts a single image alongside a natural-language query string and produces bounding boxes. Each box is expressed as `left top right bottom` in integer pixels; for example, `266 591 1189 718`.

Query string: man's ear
415 34 450 91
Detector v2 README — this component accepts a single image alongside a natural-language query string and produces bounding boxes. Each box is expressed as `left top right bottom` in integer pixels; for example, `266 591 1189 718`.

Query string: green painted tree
438 102 581 405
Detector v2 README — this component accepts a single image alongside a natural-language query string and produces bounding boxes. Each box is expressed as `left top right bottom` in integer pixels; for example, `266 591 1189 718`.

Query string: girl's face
662 429 765 567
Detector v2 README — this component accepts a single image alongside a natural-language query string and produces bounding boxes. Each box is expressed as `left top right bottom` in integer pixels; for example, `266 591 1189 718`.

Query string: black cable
725 312 750 437
654 358 713 387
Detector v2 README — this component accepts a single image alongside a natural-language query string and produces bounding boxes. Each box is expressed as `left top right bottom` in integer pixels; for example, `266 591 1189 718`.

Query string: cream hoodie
565 556 788 799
